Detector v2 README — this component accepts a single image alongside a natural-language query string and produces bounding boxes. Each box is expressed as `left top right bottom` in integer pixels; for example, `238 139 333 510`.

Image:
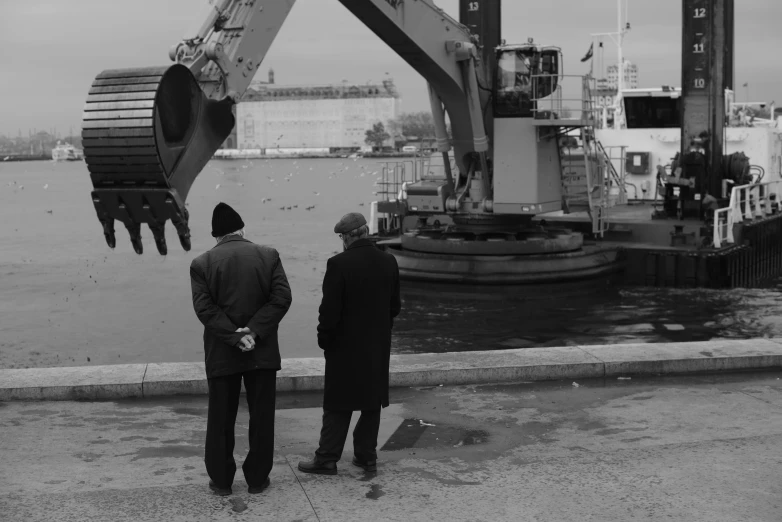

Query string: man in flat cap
190 202 292 496
298 212 401 475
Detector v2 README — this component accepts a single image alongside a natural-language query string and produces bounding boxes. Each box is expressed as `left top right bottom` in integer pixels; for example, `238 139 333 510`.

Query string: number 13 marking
469 2 479 11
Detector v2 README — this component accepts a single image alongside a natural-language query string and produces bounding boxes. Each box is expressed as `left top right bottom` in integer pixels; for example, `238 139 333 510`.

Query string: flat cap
334 212 367 234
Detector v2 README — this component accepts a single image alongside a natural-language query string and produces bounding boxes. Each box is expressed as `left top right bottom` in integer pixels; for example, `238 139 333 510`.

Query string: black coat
317 238 402 411
190 236 292 378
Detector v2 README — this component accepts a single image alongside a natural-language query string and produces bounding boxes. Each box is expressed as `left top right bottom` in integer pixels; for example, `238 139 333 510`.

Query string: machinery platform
532 202 713 249
530 201 782 288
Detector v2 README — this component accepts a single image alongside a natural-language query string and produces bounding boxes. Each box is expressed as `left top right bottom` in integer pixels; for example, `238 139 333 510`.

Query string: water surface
0 158 779 369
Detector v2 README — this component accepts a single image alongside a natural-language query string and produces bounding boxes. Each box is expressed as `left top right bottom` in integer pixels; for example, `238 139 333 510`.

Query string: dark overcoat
317 238 401 411
190 236 292 378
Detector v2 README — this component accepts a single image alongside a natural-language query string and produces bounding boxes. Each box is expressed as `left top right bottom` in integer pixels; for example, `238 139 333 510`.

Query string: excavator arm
83 0 296 255
83 0 488 255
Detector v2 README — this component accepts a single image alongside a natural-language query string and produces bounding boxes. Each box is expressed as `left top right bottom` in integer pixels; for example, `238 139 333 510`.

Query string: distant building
593 59 639 110
606 60 639 90
226 70 402 152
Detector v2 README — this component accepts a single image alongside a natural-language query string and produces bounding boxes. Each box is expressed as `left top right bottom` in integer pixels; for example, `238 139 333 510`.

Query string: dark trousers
315 409 381 464
205 369 276 488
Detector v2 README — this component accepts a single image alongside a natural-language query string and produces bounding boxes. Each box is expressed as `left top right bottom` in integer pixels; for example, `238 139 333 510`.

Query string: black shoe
297 457 338 475
209 480 232 496
248 477 271 494
352 457 377 473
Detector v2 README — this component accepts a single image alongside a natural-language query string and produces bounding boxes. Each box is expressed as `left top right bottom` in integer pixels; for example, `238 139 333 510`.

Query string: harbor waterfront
3 158 782 371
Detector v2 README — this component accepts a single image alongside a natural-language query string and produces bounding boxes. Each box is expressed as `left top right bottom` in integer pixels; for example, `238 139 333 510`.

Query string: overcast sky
1 0 779 137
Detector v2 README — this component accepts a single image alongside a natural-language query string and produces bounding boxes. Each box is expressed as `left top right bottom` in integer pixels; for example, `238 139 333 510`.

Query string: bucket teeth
149 222 168 256
124 222 143 255
83 64 234 255
178 233 192 252
102 219 117 249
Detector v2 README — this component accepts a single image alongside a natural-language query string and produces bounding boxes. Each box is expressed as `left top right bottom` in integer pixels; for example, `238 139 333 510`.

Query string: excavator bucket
82 64 235 255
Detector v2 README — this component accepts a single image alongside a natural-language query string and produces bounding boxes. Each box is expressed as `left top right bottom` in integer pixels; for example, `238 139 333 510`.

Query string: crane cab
494 42 561 119
491 41 565 215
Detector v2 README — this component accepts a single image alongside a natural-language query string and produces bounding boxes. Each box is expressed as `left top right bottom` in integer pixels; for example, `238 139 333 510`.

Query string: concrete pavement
2 371 782 521
2 338 782 400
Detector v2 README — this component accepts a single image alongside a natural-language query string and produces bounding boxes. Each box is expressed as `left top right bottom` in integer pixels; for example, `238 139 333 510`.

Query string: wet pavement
2 372 782 521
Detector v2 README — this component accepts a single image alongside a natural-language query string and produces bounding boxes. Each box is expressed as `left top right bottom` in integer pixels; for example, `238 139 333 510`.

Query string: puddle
365 484 385 500
230 498 248 513
358 472 378 482
380 418 489 451
130 446 202 461
171 407 207 417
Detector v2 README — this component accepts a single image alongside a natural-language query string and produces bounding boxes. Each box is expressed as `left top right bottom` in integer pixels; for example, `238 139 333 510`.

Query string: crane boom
335 0 489 167
171 0 296 101
177 0 489 168
83 0 490 255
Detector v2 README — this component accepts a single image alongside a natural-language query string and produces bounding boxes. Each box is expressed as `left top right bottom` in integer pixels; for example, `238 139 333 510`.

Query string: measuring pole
680 0 732 199
459 0 501 147
459 0 501 87
616 0 623 122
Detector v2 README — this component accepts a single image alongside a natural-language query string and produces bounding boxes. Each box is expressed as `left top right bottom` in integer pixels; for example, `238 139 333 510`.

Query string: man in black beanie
190 202 292 496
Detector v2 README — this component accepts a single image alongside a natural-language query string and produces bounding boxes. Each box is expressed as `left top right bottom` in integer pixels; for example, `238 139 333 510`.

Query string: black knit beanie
211 202 245 237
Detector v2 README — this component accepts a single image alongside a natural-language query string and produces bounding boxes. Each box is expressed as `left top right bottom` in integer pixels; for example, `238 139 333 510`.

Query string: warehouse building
226 70 402 153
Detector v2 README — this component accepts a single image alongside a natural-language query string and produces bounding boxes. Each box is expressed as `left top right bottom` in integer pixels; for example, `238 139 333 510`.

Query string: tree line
365 111 446 150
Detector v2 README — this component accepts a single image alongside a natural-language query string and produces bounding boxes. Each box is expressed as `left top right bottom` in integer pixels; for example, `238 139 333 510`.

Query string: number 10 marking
694 78 705 88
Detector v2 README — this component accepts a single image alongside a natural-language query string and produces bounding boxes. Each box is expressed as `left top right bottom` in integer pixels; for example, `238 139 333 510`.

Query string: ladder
583 127 610 235
594 140 628 206
558 77 610 236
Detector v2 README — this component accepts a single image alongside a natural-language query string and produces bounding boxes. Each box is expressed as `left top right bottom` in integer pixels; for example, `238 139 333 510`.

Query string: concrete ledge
580 339 782 376
143 363 207 397
2 339 782 401
278 358 325 392
389 346 604 387
0 364 146 401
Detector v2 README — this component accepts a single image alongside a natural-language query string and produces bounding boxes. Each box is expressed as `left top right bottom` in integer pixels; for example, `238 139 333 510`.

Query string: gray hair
216 228 245 242
345 224 369 238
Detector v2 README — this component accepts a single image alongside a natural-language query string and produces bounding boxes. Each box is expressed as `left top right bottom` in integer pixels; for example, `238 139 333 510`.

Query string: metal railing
374 160 419 202
713 180 782 248
598 144 628 205
530 74 598 122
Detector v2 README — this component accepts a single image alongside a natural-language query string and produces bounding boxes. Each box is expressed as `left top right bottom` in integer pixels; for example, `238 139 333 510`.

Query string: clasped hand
236 327 256 352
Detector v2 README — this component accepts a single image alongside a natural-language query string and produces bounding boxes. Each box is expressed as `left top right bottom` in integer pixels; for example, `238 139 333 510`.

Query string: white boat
584 0 782 202
594 88 782 202
51 141 84 162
